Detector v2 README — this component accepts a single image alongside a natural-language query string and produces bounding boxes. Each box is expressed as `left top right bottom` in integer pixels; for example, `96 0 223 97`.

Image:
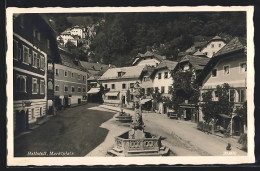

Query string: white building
70 25 85 39
98 65 146 106
57 31 78 47
150 60 178 114
194 36 226 58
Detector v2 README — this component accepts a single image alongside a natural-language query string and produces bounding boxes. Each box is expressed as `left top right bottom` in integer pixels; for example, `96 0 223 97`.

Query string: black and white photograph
6 6 255 165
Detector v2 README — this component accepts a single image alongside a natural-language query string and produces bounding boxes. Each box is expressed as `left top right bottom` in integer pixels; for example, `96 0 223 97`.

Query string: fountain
108 82 169 156
115 95 132 122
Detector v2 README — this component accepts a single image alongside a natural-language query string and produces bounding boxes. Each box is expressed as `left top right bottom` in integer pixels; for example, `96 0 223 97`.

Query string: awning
219 114 231 119
141 98 152 104
105 91 119 96
87 88 100 94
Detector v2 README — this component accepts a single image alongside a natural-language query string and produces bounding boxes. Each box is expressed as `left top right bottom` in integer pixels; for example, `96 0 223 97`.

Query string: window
55 85 59 91
168 86 172 94
36 56 40 68
64 85 68 92
47 39 50 49
13 40 18 60
32 78 38 94
78 74 81 80
83 76 85 81
33 27 37 38
130 83 134 88
71 72 74 78
48 81 53 90
64 70 68 77
161 86 165 93
83 87 86 92
130 94 134 101
55 69 59 76
237 89 246 102
40 55 45 70
204 52 208 56
32 51 37 67
78 87 81 92
31 108 35 119
40 107 42 116
112 84 115 89
240 63 247 73
104 84 108 89
37 32 41 41
144 76 150 82
212 69 217 77
71 86 75 92
219 44 222 48
164 72 168 79
16 75 26 93
22 45 29 64
40 80 45 94
224 65 230 75
229 89 235 102
122 83 126 89
158 73 162 79
147 88 151 96
211 44 214 48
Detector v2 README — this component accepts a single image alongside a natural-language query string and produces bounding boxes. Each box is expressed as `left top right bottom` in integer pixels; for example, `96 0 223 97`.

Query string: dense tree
49 12 246 66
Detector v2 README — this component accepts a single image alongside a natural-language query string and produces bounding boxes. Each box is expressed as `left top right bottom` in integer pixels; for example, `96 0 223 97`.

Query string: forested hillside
48 12 246 67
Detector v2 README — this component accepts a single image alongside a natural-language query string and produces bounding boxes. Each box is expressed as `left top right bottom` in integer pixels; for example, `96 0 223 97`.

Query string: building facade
150 60 178 114
13 14 59 134
52 49 88 109
197 37 247 135
98 66 146 106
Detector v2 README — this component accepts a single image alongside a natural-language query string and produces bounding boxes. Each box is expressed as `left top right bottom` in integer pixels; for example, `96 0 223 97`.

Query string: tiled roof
193 50 207 57
214 37 246 57
98 65 146 81
156 60 178 71
80 61 115 72
180 55 210 70
133 51 166 65
59 49 87 72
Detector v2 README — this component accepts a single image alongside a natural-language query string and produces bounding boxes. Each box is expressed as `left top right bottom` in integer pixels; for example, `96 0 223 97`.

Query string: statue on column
132 81 144 129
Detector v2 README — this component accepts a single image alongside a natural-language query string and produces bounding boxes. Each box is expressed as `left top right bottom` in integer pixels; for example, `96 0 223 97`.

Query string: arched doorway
15 110 28 134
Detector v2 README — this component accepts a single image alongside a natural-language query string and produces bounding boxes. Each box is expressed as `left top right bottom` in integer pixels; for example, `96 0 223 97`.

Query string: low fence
197 121 214 133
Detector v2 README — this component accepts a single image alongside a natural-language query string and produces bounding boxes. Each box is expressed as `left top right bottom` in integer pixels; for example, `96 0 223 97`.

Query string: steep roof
59 49 87 72
150 60 178 79
213 37 246 57
196 37 247 85
80 61 115 72
179 55 210 70
132 51 166 65
98 65 146 81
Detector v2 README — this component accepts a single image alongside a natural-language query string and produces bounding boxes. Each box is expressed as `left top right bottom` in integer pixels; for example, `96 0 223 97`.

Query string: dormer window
118 72 125 77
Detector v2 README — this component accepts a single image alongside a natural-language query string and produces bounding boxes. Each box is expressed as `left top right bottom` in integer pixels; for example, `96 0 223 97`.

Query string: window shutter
19 48 22 60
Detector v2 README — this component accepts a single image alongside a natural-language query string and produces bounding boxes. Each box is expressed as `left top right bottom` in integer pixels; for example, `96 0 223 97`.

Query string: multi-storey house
98 65 146 106
13 14 59 134
150 60 178 114
132 51 166 67
53 48 88 108
57 31 78 47
196 37 247 135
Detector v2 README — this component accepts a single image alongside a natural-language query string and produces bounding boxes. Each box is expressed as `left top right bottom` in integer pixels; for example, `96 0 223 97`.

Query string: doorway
15 110 28 134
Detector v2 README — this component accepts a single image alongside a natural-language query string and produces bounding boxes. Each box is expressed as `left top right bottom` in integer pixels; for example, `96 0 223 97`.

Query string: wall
152 68 173 94
201 40 226 58
202 54 247 89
